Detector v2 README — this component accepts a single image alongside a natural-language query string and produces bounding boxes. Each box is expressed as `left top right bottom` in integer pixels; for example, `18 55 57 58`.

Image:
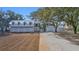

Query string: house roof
9 20 35 25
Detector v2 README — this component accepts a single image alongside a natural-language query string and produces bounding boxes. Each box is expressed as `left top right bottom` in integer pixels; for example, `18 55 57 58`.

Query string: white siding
9 20 65 32
46 26 55 32
9 20 35 32
10 27 34 32
46 25 64 32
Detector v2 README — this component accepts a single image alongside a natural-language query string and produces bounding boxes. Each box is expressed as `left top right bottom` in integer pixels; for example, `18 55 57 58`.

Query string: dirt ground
0 33 40 51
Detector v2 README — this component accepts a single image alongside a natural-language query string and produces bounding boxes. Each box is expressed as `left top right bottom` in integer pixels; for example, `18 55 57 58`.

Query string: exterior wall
46 21 65 32
34 27 40 32
9 20 65 32
10 25 64 32
46 25 64 32
46 26 55 32
10 27 34 32
9 20 35 32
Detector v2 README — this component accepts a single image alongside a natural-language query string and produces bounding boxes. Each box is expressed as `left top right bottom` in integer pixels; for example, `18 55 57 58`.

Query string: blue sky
0 7 39 19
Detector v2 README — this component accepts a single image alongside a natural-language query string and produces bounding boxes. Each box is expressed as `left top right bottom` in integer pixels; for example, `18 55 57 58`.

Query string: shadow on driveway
54 31 79 45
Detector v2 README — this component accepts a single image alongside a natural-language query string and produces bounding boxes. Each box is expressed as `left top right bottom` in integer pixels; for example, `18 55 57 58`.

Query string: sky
0 7 39 19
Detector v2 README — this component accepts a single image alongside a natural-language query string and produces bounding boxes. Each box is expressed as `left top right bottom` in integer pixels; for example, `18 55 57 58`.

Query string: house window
18 22 20 25
23 22 26 25
35 24 38 27
12 22 15 25
29 22 32 25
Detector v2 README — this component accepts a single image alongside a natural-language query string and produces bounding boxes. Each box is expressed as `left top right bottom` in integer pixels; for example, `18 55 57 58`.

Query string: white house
9 20 65 32
9 20 35 32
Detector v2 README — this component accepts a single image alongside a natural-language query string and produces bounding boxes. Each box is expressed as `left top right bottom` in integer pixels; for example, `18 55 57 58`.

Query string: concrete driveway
39 32 79 51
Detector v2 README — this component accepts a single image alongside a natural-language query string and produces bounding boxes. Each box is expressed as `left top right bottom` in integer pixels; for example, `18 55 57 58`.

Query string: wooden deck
0 33 40 51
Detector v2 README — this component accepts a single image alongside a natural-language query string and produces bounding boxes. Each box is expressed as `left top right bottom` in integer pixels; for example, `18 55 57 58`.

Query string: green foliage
30 7 79 33
30 7 63 32
62 7 79 34
0 10 24 32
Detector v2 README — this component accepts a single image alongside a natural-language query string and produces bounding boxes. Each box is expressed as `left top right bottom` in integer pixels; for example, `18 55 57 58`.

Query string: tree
15 13 24 20
6 10 16 20
48 7 79 34
30 7 51 32
30 7 79 33
6 10 24 20
0 10 24 32
5 10 24 31
62 7 79 34
51 16 61 32
0 10 6 33
37 7 64 32
47 7 64 32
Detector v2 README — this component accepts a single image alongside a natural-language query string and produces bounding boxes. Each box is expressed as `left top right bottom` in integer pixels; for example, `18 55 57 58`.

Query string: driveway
39 32 79 51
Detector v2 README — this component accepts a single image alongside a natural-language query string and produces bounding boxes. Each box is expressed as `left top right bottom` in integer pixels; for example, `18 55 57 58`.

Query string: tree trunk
73 26 77 34
43 23 46 32
55 27 57 32
44 27 46 32
1 27 4 34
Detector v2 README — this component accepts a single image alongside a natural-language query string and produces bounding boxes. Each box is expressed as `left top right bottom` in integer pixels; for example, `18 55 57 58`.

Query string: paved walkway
39 32 79 51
